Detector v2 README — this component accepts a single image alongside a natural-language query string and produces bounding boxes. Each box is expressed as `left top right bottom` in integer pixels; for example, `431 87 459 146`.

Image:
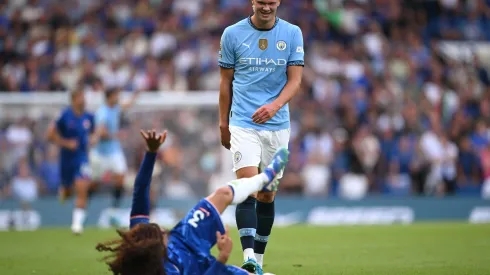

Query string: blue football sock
236 196 257 251
255 200 275 255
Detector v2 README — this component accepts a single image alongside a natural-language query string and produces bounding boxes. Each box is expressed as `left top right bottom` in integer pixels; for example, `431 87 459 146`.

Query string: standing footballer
218 0 304 274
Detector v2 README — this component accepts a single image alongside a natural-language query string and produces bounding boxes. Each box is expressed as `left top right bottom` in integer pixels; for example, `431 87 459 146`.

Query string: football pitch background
0 223 489 275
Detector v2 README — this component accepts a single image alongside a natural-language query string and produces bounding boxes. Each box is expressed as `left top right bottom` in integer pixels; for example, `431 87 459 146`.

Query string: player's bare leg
235 166 260 267
72 178 90 235
58 186 73 203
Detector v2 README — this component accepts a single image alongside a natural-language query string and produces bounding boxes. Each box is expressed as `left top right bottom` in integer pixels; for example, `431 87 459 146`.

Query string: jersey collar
248 15 279 31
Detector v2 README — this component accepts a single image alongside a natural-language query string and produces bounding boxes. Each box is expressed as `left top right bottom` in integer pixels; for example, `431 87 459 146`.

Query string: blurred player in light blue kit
96 129 289 275
218 0 304 273
91 87 140 224
46 89 96 234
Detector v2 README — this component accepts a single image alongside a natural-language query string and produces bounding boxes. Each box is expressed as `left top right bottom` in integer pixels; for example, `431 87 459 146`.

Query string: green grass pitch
0 223 489 275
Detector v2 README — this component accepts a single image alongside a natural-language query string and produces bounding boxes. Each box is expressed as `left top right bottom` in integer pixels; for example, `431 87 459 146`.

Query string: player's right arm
129 130 167 228
45 113 77 150
201 227 251 275
218 27 236 150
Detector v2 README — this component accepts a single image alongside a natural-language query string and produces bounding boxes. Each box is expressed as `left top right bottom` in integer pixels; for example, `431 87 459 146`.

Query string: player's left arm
121 90 142 112
274 26 304 108
129 130 167 228
252 26 304 124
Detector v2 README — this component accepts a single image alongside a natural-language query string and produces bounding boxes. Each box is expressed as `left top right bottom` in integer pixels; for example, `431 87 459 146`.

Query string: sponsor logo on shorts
234 151 242 163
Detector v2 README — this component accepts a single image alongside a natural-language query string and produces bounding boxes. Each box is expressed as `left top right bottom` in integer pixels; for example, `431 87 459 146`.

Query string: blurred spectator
10 158 39 229
301 128 333 196
5 118 32 164
37 145 60 195
457 136 482 186
441 134 458 195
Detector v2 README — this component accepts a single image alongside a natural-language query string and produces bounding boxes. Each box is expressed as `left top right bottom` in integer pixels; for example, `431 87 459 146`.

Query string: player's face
253 0 280 22
73 93 86 110
109 92 120 105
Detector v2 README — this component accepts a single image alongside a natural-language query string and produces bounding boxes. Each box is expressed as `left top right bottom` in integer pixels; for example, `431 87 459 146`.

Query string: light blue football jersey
218 16 304 131
95 104 122 155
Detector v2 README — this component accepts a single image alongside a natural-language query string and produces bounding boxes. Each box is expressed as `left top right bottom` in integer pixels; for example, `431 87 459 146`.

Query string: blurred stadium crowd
1 0 490 201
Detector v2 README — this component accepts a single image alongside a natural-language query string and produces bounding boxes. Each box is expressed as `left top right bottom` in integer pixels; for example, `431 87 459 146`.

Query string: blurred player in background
97 129 288 275
46 89 96 234
91 88 140 225
218 0 304 273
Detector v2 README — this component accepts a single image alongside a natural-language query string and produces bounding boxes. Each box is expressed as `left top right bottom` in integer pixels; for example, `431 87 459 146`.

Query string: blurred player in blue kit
218 0 304 273
46 89 96 234
96 129 289 275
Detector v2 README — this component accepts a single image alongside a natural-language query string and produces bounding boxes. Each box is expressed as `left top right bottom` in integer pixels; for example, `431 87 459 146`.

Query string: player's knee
236 166 259 179
214 186 234 202
257 191 276 203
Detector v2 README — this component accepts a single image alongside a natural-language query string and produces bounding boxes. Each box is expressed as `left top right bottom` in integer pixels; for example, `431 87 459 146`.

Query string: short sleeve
218 28 235 69
288 26 304 67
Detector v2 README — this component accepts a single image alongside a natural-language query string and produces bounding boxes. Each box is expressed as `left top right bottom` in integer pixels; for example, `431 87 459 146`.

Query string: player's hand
89 135 98 147
140 129 167 153
64 139 78 151
220 125 231 150
252 103 280 124
216 226 232 263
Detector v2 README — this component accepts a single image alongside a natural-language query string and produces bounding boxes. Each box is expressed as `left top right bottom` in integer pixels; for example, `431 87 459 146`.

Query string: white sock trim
243 248 256 262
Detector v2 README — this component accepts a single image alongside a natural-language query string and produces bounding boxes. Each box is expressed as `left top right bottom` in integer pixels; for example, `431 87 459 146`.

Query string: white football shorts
229 126 290 178
90 149 128 179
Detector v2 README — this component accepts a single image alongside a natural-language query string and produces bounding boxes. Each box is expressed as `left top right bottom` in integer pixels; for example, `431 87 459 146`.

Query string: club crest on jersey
234 151 242 163
276 40 287 51
83 119 91 129
259 39 268 50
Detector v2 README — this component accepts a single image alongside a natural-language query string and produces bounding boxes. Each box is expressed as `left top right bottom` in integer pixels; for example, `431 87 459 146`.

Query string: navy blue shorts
60 161 90 187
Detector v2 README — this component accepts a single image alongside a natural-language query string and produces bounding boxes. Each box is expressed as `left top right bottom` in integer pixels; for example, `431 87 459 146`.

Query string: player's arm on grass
252 27 305 124
218 27 235 149
129 130 167 229
203 227 251 275
45 114 77 150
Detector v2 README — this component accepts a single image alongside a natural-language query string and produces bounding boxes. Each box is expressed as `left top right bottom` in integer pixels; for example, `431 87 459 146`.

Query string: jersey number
188 210 205 228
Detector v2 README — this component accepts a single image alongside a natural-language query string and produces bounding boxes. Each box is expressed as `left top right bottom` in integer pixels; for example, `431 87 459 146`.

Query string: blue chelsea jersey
56 107 94 165
218 16 304 131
